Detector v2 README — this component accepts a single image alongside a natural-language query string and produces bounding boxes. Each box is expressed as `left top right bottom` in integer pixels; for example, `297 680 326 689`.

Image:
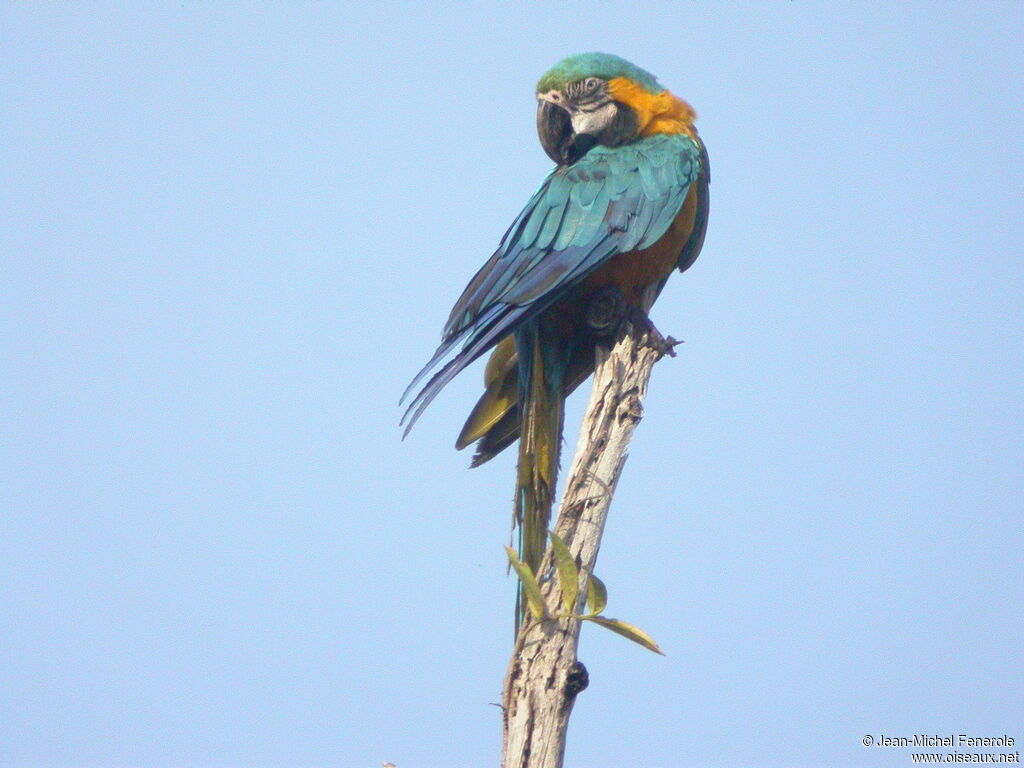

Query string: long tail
514 319 565 625
458 335 597 467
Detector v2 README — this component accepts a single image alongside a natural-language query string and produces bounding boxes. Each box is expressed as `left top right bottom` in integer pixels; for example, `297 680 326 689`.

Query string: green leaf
504 546 547 620
585 573 608 616
583 616 665 655
548 532 579 613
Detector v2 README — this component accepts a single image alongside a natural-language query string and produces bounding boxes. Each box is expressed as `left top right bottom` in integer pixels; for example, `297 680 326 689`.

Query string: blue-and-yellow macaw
402 52 709 592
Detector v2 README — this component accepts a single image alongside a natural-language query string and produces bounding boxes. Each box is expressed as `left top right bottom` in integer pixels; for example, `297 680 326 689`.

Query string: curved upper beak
536 99 573 165
536 99 598 166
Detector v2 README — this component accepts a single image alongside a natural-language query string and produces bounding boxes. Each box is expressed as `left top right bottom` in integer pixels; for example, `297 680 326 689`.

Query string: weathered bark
500 321 671 768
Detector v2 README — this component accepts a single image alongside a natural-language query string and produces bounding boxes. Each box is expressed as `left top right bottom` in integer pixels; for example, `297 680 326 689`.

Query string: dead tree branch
501 320 672 768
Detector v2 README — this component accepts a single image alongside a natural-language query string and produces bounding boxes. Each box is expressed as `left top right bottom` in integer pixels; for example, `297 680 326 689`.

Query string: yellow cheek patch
607 77 697 137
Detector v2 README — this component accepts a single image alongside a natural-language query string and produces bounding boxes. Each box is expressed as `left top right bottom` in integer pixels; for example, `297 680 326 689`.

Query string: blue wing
401 133 702 432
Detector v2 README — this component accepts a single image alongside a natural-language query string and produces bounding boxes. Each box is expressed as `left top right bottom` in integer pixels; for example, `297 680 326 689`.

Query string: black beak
537 98 640 167
536 100 598 167
537 100 572 165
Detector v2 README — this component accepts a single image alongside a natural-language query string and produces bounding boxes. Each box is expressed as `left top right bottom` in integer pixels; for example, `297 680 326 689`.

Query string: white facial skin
537 78 619 137
568 100 618 136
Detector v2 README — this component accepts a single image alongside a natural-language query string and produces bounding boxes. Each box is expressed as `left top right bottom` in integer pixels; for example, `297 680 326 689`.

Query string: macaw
402 52 709 593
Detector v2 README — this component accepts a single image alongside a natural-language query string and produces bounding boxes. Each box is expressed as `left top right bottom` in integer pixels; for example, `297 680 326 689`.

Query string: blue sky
2 3 1022 767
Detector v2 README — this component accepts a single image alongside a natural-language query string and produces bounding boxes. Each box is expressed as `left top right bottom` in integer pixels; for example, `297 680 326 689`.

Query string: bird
401 52 709 607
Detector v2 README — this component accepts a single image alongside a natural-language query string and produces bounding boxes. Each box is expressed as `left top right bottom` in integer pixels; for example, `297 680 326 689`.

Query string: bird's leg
584 286 627 337
626 305 680 358
585 286 680 357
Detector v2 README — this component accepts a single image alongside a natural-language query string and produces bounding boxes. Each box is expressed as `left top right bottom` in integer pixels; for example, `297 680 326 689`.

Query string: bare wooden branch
501 321 671 768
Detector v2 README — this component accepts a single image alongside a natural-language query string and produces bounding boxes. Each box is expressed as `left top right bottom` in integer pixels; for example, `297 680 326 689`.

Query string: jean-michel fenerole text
875 735 1015 749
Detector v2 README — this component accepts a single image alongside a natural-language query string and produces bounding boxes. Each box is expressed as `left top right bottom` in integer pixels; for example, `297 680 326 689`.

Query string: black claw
586 288 681 356
654 335 682 358
627 306 680 357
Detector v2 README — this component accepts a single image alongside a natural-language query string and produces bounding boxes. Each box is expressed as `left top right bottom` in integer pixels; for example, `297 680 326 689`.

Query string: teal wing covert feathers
400 132 702 429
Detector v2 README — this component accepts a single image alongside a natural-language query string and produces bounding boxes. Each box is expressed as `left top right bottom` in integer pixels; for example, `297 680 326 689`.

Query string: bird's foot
627 306 680 358
585 287 680 356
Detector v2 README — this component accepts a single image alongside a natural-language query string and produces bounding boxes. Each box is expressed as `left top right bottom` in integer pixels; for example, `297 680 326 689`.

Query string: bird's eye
584 77 600 92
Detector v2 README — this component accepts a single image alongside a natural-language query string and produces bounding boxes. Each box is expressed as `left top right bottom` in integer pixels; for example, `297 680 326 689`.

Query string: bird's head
535 52 697 166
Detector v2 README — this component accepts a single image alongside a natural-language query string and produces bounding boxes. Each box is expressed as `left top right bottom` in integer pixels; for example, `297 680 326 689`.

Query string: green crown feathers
536 52 662 94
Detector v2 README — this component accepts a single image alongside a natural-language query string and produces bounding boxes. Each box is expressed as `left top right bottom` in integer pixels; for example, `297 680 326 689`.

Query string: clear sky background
3 3 1022 767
